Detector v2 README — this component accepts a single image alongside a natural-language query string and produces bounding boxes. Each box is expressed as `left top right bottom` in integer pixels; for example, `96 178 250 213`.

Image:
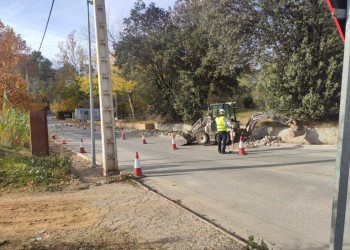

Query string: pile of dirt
244 136 283 148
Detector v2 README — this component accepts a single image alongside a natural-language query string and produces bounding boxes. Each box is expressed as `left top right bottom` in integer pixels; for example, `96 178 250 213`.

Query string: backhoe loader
180 102 298 145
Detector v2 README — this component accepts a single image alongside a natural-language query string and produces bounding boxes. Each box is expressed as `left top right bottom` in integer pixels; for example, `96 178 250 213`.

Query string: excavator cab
210 102 237 133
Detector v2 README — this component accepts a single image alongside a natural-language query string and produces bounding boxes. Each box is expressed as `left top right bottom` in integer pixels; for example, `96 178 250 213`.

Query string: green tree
114 0 242 123
114 1 178 120
27 51 55 106
251 0 343 120
171 0 241 122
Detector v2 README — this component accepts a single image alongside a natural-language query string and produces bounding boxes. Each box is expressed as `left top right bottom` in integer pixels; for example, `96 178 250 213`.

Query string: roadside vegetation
0 144 73 192
245 235 269 250
0 98 30 147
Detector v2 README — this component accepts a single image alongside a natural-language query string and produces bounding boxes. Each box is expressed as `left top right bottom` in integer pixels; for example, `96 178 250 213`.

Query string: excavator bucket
175 132 196 146
244 110 300 138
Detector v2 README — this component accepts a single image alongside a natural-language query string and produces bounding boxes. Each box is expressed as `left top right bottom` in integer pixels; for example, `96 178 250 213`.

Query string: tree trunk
128 93 135 119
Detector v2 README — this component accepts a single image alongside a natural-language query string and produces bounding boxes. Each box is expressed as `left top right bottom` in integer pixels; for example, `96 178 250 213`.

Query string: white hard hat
219 109 225 113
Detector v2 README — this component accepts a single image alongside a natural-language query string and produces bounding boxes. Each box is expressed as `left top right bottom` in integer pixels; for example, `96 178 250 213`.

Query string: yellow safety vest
215 116 226 131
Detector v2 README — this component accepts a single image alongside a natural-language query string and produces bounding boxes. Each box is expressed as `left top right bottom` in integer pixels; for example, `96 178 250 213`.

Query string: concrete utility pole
92 0 118 175
87 0 96 166
330 0 350 249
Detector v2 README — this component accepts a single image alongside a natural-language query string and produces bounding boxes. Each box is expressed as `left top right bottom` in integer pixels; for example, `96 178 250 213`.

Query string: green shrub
246 235 269 250
0 152 73 191
0 106 30 147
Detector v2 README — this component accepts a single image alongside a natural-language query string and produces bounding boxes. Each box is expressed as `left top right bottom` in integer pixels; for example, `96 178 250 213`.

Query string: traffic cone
79 138 85 153
142 132 146 144
134 152 143 177
84 125 86 130
61 133 66 144
121 130 126 140
52 131 56 139
171 135 177 150
238 136 246 155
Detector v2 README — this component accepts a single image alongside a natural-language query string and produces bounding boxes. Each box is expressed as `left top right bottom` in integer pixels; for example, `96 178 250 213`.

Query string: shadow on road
141 158 335 176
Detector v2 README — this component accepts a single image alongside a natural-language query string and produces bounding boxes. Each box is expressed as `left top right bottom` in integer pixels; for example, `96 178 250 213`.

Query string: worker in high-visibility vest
215 109 232 154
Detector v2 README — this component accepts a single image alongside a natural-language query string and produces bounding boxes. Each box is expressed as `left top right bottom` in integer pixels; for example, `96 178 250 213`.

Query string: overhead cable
38 0 55 51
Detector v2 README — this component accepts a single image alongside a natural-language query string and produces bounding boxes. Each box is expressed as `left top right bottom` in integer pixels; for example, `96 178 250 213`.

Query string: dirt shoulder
0 145 242 249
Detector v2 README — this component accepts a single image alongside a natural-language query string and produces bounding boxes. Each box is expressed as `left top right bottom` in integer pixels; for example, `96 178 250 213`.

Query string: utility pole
87 0 96 166
92 0 118 175
330 0 350 249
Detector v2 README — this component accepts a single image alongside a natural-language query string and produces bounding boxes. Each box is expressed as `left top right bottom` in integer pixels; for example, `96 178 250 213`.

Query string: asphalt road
48 119 336 250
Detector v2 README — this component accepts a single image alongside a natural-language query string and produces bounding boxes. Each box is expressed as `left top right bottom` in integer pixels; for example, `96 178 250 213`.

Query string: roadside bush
0 106 30 147
246 235 268 250
0 149 73 191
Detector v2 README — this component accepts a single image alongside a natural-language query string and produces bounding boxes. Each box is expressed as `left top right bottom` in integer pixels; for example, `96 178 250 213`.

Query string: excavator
180 102 299 145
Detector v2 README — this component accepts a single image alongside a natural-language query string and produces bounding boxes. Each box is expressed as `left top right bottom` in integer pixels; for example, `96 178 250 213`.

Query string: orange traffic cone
61 133 66 144
171 135 177 150
134 152 143 177
142 132 146 144
79 138 85 153
238 136 246 155
84 125 86 130
52 131 56 139
121 130 126 140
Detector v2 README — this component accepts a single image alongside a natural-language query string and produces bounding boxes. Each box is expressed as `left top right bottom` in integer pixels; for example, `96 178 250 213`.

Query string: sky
0 0 176 60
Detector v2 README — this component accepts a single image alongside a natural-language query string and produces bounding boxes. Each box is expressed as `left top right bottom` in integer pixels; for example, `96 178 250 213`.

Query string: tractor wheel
196 131 209 145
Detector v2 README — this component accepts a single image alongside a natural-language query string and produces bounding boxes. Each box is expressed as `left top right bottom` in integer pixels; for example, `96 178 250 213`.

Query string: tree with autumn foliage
76 60 136 119
50 31 89 118
0 20 43 110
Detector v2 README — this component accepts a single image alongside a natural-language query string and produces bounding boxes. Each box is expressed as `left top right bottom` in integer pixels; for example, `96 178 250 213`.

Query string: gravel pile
244 135 283 148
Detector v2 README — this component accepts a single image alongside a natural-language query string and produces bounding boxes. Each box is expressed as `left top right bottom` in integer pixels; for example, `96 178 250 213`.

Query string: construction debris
244 136 283 148
116 127 284 148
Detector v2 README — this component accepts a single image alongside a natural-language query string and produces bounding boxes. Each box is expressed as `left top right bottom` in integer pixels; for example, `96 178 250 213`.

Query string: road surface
48 118 336 249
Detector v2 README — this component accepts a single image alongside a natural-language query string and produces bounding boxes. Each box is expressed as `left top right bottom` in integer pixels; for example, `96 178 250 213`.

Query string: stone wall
154 123 193 132
251 126 338 145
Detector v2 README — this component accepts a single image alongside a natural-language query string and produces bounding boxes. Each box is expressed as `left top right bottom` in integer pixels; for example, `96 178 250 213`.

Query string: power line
38 0 55 51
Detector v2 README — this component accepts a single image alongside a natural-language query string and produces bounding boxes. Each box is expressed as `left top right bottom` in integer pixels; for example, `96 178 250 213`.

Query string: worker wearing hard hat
215 109 231 154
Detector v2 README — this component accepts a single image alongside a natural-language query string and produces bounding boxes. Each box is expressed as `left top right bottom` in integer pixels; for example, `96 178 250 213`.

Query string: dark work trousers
217 131 227 153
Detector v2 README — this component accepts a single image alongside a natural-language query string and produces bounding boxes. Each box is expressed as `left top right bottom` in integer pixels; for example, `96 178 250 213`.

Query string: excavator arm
244 110 298 137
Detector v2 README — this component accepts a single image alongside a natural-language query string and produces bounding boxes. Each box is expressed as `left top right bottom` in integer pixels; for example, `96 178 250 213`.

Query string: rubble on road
116 127 285 148
244 136 283 148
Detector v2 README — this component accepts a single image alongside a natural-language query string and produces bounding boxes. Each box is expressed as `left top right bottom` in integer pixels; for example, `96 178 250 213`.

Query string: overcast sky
0 0 176 60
